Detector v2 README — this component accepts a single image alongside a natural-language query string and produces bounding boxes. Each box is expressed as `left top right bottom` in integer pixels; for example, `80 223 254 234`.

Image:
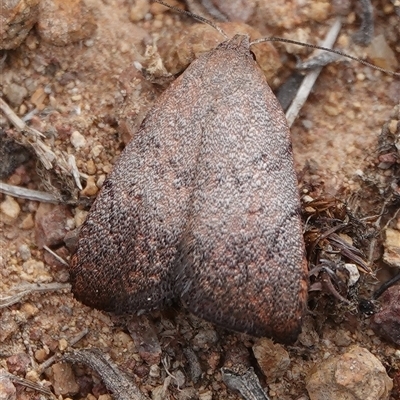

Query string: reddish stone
6 353 31 375
35 203 72 249
371 285 400 346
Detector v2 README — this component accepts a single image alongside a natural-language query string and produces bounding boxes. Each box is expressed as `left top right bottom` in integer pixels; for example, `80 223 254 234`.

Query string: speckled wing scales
69 55 206 314
174 36 308 342
69 35 308 343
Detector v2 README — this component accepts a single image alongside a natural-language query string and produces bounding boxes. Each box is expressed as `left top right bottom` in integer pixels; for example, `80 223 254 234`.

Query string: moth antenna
152 0 228 39
251 37 400 77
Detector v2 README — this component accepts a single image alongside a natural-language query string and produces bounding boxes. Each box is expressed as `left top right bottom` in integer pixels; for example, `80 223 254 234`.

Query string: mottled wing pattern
174 37 308 342
69 35 308 343
70 55 207 313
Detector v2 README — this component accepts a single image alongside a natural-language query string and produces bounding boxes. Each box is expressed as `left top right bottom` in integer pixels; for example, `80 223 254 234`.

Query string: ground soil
0 0 399 399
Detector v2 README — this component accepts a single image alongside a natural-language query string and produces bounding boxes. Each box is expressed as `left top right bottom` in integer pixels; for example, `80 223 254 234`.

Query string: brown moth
69 34 308 344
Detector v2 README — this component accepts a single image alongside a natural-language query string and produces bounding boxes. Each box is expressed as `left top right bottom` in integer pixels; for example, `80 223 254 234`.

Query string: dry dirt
1 0 399 399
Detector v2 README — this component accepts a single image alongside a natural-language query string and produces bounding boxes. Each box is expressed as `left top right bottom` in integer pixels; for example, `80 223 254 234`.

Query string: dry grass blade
221 366 271 400
0 369 55 398
37 329 89 374
0 283 71 308
63 348 150 400
0 97 83 194
328 233 372 274
43 245 69 266
0 98 45 138
0 182 61 203
285 18 342 127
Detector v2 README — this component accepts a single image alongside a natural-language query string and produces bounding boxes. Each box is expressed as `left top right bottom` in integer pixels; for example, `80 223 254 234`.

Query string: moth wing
175 39 308 342
70 70 205 313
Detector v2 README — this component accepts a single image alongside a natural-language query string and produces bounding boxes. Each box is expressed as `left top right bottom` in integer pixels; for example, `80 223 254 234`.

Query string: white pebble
0 196 21 224
70 130 87 149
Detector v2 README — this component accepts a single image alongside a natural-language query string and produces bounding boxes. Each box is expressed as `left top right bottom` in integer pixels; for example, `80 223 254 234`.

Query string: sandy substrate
1 0 399 399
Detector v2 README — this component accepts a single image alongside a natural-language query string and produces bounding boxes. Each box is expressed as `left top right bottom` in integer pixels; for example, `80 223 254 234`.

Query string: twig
0 283 71 308
382 206 400 231
68 154 84 190
37 329 89 373
0 182 61 203
221 366 271 400
69 328 90 346
367 198 391 266
43 245 69 266
328 233 372 274
162 356 181 390
285 18 342 127
0 369 55 398
0 97 45 138
0 96 83 193
184 0 228 21
373 272 400 299
63 348 151 400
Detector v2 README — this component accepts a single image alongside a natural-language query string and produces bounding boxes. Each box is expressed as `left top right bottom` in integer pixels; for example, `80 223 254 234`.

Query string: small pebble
388 119 398 135
113 331 133 348
343 263 360 286
30 87 47 109
367 34 398 70
50 362 79 397
20 302 39 319
59 338 68 351
91 144 104 158
6 353 31 376
323 104 340 117
70 130 87 149
81 175 99 196
35 203 72 248
98 395 112 400
333 329 352 347
127 317 162 366
96 174 106 188
0 312 18 341
86 159 97 174
371 285 400 346
74 209 88 228
18 243 31 261
129 0 150 22
36 0 97 46
192 329 218 350
0 195 21 224
102 164 112 174
25 369 39 383
306 346 392 400
0 370 16 400
35 348 49 363
3 83 28 107
21 259 52 282
198 390 213 400
149 364 160 378
383 228 400 268
253 338 290 382
20 213 35 230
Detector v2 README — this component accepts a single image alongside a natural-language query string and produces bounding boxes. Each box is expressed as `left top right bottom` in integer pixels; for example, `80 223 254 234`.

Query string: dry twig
0 97 83 193
0 283 71 308
63 348 151 400
0 369 55 398
222 366 271 400
285 18 342 127
0 182 60 203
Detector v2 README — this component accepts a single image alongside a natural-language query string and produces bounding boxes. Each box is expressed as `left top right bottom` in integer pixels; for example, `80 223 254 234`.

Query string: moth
69 34 308 344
